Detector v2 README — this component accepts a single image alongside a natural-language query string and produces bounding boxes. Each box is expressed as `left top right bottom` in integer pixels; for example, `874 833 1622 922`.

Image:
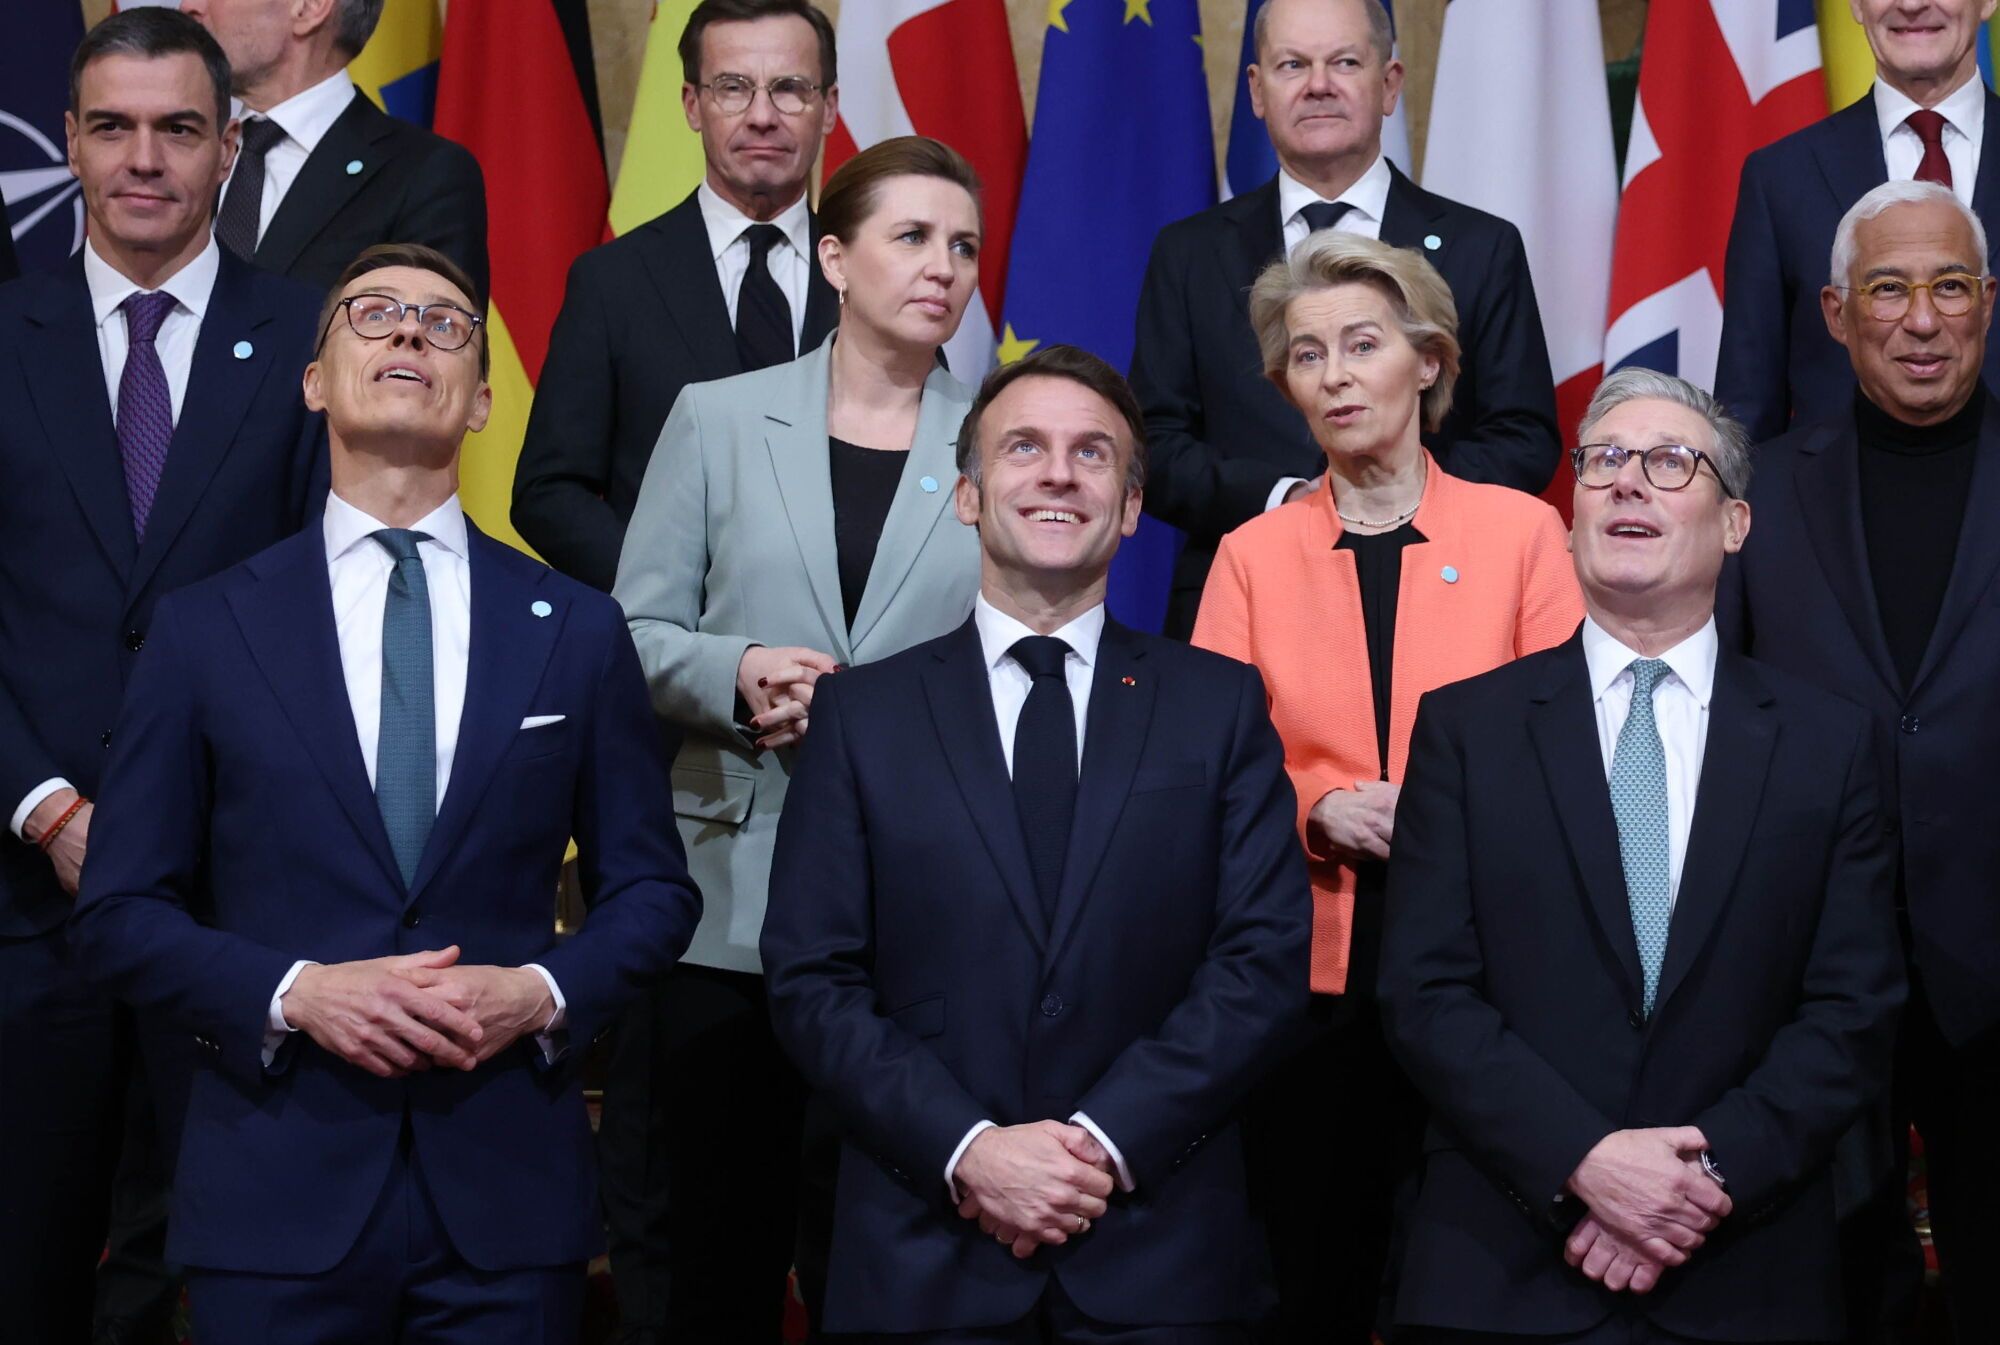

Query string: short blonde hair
1249 231 1461 433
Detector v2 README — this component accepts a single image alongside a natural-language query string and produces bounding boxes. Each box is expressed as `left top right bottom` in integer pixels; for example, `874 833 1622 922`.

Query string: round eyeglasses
1840 272 1987 322
1572 443 1735 497
321 294 483 353
699 74 822 116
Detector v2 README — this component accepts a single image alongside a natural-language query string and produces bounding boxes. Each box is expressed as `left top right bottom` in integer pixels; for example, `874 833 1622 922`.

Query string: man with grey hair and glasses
1721 177 2000 1341
1381 366 1904 1343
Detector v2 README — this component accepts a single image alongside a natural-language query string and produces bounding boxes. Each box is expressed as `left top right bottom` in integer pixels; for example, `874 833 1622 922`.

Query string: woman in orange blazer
1192 231 1583 1341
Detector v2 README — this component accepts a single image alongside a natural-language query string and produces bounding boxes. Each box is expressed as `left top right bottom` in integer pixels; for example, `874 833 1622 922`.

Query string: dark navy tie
735 223 794 370
1299 199 1355 236
1010 636 1077 925
116 291 177 541
215 116 287 259
373 529 436 887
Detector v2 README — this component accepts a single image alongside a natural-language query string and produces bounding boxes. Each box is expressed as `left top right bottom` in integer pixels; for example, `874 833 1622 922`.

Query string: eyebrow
888 217 982 240
350 287 471 308
83 107 210 128
1860 262 1978 282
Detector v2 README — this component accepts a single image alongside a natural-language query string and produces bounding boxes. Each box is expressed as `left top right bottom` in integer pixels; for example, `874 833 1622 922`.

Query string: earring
837 288 846 306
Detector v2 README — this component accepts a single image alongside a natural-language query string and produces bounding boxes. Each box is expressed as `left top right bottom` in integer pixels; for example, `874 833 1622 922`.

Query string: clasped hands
738 645 839 751
1562 1127 1732 1295
279 945 555 1079
953 1121 1116 1260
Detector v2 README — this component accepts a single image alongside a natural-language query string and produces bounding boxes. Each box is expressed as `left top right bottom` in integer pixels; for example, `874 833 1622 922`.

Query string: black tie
215 117 288 260
735 223 795 370
1010 636 1077 926
1299 199 1355 236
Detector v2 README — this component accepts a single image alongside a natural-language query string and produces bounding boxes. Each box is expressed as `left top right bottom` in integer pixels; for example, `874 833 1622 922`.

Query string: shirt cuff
1070 1111 1136 1192
523 962 566 1063
263 959 313 1067
13 778 74 841
1265 477 1309 512
944 1119 998 1200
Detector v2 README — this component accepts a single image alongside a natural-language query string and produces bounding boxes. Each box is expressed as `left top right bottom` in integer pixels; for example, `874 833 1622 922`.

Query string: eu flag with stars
1 4 87 274
999 0 1215 634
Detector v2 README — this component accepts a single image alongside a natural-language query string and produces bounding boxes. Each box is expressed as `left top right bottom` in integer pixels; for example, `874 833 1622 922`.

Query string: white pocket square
520 714 567 730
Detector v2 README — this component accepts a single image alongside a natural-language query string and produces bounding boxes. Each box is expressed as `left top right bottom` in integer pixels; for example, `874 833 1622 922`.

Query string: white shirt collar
322 489 470 564
1873 72 1985 144
973 593 1106 672
238 68 354 155
1581 614 1718 710
83 236 221 329
696 181 813 265
1278 153 1393 230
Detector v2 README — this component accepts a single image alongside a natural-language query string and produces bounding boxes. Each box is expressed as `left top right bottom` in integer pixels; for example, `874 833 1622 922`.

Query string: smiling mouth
1025 509 1083 524
1607 522 1661 539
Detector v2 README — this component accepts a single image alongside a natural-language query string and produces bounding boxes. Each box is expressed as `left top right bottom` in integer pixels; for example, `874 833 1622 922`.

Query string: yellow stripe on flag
350 0 443 110
1818 0 1876 112
608 1 707 235
458 305 537 556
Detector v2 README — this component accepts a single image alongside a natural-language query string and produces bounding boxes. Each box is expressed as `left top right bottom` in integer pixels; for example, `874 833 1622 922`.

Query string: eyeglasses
320 294 483 353
1572 443 1735 497
699 74 821 116
1839 272 1987 322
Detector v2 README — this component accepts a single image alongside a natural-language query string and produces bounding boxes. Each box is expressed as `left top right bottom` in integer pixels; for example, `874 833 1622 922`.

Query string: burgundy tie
1907 109 1952 188
117 291 177 541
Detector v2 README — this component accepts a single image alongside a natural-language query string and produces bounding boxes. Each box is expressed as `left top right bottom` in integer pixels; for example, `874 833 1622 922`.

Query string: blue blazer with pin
69 521 702 1275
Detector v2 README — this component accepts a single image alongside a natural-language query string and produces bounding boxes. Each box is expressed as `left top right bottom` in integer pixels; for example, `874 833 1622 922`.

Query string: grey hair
333 0 386 59
1578 367 1752 499
1254 0 1393 68
1829 179 1988 288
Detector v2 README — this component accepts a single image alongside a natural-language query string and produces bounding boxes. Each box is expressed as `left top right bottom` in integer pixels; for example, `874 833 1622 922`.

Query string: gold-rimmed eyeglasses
1839 272 1988 322
698 74 822 116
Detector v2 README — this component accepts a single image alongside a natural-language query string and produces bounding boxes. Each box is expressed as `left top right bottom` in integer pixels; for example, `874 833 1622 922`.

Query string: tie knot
372 528 430 565
1907 109 1948 147
1010 635 1072 681
1299 200 1354 235
1628 658 1670 697
239 116 287 155
121 291 176 344
742 223 786 260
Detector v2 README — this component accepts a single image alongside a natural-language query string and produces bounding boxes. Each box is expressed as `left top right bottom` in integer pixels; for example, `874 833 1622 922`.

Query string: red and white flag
824 0 1026 378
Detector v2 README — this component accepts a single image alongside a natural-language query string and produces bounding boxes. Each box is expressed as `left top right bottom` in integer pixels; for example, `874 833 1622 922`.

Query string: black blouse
829 436 909 630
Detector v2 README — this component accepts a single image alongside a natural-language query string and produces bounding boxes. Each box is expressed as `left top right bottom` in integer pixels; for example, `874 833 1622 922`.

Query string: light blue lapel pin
232 340 253 360
919 475 939 493
1423 233 1443 252
346 159 364 176
1440 565 1459 584
531 600 552 618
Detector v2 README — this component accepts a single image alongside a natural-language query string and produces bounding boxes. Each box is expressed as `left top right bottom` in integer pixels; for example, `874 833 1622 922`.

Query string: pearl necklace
1336 498 1421 530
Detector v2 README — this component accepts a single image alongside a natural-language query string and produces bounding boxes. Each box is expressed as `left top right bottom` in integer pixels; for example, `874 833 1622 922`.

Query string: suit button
1040 993 1064 1017
124 630 144 652
1899 714 1921 734
402 910 421 929
100 731 112 748
1627 1009 1645 1029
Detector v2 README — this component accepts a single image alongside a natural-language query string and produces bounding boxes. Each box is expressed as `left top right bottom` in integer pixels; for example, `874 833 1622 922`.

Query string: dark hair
317 243 490 378
955 345 1148 492
71 8 233 131
331 0 388 60
678 0 837 88
818 135 982 246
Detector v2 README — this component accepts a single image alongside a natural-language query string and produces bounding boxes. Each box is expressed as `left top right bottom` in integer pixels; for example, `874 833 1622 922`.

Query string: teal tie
1610 658 1672 1016
373 529 435 887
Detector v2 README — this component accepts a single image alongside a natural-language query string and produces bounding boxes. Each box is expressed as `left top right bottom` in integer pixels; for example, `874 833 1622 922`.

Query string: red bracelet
36 796 86 852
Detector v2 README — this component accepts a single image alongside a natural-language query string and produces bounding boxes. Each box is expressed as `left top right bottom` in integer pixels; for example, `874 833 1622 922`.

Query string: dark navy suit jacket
761 617 1311 1333
0 251 324 938
1380 635 1904 1341
69 523 701 1275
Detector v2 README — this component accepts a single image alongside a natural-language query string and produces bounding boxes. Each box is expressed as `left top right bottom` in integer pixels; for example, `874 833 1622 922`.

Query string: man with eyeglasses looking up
1381 365 1904 1345
1721 179 2000 1342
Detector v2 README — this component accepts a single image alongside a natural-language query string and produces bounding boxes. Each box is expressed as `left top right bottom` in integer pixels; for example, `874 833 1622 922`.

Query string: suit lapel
642 195 745 384
228 530 403 891
1972 92 2000 258
1813 97 1890 221
1527 640 1645 999
1045 621 1153 966
762 343 850 660
848 368 963 651
1653 653 1776 1015
923 621 1046 953
1224 178 1285 320
255 91 389 277
1908 399 2000 697
21 264 135 574
1792 420 1902 696
1378 163 1445 254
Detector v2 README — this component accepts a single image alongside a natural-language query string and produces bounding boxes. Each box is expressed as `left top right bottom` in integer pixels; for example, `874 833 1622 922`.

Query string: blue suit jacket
1716 91 2000 442
761 617 1311 1333
0 250 325 937
69 523 701 1275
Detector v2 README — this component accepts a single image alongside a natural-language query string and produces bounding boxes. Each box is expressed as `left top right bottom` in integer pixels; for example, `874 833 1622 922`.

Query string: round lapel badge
232 340 253 360
345 159 364 176
919 475 939 493
1424 234 1442 251
1440 566 1459 584
531 600 552 618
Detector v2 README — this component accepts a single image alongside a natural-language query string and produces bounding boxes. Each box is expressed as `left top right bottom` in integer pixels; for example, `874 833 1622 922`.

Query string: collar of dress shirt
1874 71 1985 146
973 593 1106 673
1278 152 1392 231
322 488 470 565
235 68 354 155
1580 613 1718 710
83 235 220 329
697 181 813 264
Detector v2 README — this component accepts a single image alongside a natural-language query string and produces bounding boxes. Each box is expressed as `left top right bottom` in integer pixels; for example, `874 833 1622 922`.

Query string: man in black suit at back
178 0 488 299
1130 0 1559 640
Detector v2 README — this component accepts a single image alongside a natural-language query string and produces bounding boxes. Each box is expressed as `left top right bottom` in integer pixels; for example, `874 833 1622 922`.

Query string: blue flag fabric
1 5 88 273
1227 0 1276 197
1000 0 1215 634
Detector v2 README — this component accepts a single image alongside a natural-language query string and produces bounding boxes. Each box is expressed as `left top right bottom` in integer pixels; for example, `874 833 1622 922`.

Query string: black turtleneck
1855 390 1981 688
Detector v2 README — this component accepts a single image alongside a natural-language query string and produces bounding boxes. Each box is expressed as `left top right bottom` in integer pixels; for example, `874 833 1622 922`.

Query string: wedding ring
1075 1215 1090 1234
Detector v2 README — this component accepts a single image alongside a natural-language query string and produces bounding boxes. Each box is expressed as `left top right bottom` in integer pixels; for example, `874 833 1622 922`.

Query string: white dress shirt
942 595 1134 1197
698 182 813 350
1580 615 1718 909
224 69 357 247
1874 74 1985 209
9 238 224 840
264 492 563 1062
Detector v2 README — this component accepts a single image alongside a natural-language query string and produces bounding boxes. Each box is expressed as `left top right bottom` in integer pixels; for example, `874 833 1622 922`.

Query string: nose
386 307 432 350
1609 452 1652 498
743 84 781 128
1903 284 1944 334
127 126 165 175
1304 59 1336 96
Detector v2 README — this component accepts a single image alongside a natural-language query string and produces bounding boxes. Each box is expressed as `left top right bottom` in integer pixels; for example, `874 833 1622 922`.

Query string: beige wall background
78 0 1650 185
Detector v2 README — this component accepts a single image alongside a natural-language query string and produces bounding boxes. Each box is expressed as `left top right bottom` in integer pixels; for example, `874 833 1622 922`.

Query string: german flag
434 0 609 556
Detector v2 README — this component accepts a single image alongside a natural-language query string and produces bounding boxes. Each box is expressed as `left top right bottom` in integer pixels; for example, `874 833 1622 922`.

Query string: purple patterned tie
117 291 177 540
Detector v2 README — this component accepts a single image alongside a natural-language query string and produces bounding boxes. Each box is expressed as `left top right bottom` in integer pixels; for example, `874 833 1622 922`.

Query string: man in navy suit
0 12 323 1342
761 345 1312 1342
70 241 702 1344
1717 0 2000 441
1381 367 1904 1344
1130 0 1558 640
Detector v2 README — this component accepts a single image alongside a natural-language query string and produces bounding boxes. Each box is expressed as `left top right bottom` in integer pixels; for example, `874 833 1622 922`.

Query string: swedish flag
349 0 443 126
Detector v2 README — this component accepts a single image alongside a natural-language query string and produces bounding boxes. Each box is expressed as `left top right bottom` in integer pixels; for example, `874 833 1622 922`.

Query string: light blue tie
1610 658 1672 1016
373 529 435 887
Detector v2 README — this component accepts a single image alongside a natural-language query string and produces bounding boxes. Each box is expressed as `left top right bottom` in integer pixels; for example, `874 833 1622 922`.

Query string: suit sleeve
514 253 626 591
761 675 993 1193
1436 222 1560 493
397 138 490 313
67 597 297 1089
1379 690 1618 1215
1070 663 1313 1186
1714 154 1792 444
1690 716 1905 1217
613 388 758 741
